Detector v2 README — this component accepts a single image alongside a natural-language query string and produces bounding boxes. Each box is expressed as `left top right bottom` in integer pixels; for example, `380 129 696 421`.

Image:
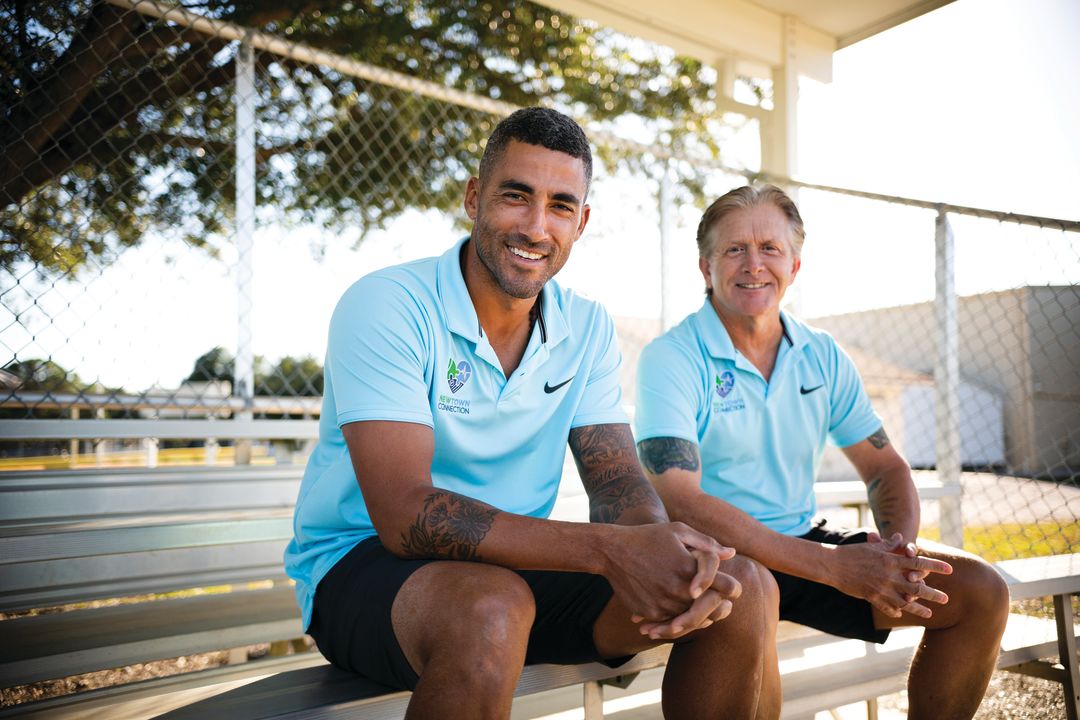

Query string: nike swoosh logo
544 377 574 394
800 385 824 395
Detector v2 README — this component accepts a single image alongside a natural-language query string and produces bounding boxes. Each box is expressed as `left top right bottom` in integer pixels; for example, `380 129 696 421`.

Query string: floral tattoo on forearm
400 491 499 561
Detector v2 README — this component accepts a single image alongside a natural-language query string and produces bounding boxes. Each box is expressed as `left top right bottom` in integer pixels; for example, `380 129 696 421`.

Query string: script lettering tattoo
636 437 701 474
400 491 499 561
569 424 664 524
866 476 897 536
867 427 891 450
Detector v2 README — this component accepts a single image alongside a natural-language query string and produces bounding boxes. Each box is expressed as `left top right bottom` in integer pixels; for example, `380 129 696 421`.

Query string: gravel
878 669 1068 720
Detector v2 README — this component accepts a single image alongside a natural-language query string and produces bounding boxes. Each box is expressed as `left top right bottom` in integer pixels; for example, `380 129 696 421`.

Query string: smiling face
699 203 801 324
464 139 590 300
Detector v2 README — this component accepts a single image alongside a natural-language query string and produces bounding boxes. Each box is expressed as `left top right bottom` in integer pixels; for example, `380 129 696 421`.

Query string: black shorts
308 537 631 690
770 522 891 644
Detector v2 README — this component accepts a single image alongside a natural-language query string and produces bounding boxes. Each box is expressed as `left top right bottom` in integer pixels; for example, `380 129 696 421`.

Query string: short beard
472 228 551 299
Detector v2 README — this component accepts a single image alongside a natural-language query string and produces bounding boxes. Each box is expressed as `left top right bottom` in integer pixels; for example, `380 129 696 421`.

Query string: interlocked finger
910 580 949 605
909 555 953 576
708 598 733 623
637 582 737 640
899 599 934 619
688 549 720 599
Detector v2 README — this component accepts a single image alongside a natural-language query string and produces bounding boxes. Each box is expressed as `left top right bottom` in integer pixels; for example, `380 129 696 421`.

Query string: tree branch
133 131 302 164
1 45 233 207
243 3 324 28
0 2 142 178
120 25 212 63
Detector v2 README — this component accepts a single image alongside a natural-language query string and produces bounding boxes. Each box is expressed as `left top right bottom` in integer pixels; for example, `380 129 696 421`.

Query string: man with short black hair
285 109 777 718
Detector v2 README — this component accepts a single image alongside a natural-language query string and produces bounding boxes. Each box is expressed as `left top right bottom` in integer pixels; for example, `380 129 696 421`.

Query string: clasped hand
607 522 742 641
841 531 953 619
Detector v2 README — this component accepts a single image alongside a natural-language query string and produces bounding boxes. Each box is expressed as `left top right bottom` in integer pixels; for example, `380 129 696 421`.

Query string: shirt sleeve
826 340 883 448
570 306 629 428
633 337 702 444
328 276 434 428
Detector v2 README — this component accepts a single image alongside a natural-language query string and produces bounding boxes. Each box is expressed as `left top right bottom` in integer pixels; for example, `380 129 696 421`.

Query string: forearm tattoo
400 491 499 561
867 426 891 449
866 476 898 536
636 437 701 474
569 424 663 524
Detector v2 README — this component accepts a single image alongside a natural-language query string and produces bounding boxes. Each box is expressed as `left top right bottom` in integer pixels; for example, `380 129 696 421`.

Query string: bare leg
593 554 779 720
392 562 536 720
873 540 1010 720
664 556 780 720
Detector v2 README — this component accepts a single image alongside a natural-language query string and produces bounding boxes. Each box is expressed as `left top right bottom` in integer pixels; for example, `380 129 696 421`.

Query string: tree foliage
2 0 722 277
2 357 89 393
258 355 323 397
185 346 236 385
0 357 122 419
185 346 323 396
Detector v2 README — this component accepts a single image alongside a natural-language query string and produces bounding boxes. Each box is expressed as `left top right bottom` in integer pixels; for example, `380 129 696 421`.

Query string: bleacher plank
997 553 1080 599
152 646 674 720
813 478 960 506
0 470 302 522
0 653 326 720
0 585 302 687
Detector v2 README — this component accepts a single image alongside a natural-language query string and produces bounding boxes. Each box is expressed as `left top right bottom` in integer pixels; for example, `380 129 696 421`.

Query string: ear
699 256 712 293
573 203 591 242
464 176 480 220
790 256 801 282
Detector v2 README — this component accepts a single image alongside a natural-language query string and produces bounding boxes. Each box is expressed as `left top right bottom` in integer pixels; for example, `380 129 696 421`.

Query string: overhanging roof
535 0 955 82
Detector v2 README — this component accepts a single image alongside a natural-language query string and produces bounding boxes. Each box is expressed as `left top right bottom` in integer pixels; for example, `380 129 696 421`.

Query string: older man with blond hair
635 184 1010 719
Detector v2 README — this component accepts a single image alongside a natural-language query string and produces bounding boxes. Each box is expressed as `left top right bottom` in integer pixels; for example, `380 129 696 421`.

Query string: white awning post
770 16 804 317
935 209 963 547
234 38 256 465
761 15 799 184
658 163 677 332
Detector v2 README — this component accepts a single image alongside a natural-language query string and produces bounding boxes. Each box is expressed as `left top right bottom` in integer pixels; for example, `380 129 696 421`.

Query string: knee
719 554 779 629
457 570 537 651
951 556 1010 629
405 565 535 674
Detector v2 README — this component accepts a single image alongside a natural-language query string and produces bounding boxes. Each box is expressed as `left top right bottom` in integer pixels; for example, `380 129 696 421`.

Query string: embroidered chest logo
446 358 472 394
713 370 745 413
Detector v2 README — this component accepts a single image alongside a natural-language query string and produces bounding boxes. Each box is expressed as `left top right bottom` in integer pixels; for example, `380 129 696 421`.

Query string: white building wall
902 382 1005 468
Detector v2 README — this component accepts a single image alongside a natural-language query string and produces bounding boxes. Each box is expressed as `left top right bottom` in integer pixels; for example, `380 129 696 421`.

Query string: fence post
234 37 256 465
143 437 159 468
658 165 676 332
69 407 79 468
935 208 963 547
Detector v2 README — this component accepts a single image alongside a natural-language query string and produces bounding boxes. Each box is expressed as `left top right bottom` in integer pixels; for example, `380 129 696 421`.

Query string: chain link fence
793 191 1080 562
2 0 1078 563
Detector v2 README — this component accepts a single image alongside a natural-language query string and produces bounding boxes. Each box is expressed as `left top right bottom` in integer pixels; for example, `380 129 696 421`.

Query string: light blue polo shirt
634 301 881 536
285 238 627 629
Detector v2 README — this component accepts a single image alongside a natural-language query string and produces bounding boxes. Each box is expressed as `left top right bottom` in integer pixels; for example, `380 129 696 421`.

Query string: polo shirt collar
436 237 569 349
694 299 807 360
779 310 811 350
437 238 482 342
536 281 569 349
695 299 737 360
